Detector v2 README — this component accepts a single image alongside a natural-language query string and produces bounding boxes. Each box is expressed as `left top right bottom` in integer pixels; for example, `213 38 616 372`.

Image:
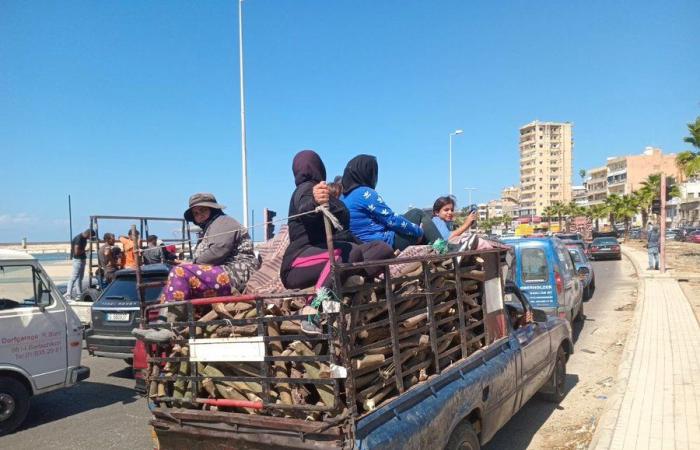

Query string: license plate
600 247 610 250
106 312 130 322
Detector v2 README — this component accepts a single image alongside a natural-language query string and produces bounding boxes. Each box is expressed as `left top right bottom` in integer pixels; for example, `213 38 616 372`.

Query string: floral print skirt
161 263 233 303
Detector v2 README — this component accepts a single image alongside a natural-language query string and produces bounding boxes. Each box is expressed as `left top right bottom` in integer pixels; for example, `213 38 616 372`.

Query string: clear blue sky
1 0 698 242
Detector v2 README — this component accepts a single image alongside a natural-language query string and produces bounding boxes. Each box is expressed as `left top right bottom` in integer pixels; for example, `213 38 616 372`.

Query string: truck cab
0 249 90 435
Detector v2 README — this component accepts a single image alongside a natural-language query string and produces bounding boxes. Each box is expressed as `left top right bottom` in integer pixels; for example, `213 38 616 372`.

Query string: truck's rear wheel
446 421 480 450
542 347 567 403
0 377 30 436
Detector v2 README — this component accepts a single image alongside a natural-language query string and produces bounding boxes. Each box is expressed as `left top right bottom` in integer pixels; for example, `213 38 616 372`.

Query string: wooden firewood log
287 341 335 407
267 322 293 406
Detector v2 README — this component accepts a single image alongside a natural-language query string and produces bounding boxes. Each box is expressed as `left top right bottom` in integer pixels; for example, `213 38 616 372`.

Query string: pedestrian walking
647 225 660 270
66 228 95 298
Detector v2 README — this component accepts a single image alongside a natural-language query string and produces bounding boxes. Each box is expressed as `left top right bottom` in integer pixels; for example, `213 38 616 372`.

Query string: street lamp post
238 0 249 229
463 187 477 205
449 129 463 196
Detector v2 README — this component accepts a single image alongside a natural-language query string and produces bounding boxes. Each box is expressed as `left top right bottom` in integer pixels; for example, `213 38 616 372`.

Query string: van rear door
516 244 556 309
0 263 68 390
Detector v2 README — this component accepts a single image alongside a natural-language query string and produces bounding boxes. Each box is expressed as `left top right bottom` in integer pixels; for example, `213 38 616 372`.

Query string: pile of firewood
147 254 492 421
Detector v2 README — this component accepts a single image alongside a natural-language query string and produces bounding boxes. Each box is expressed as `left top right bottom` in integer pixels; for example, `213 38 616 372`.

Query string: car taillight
591 246 599 251
612 245 620 251
554 271 564 296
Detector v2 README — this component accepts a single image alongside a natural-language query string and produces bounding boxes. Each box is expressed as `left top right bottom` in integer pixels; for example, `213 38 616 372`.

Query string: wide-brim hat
184 193 226 222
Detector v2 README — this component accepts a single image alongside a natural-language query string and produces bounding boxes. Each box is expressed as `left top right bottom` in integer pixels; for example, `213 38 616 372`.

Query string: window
521 248 549 283
100 275 164 303
555 246 575 274
0 265 48 310
568 249 582 263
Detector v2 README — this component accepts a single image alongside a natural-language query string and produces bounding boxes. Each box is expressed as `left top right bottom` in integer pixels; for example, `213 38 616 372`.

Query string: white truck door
0 263 68 390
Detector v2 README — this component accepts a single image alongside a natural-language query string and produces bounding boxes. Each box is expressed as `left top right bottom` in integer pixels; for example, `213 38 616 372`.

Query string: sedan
687 230 700 244
589 237 622 260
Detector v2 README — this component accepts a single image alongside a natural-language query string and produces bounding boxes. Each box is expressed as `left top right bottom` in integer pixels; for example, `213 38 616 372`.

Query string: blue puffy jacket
342 187 423 247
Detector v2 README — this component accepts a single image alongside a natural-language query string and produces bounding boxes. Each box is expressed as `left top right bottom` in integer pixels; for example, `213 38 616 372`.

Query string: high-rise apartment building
518 121 573 217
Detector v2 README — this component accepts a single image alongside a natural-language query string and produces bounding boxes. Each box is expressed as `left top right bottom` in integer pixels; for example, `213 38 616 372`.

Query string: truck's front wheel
446 421 480 450
0 377 30 436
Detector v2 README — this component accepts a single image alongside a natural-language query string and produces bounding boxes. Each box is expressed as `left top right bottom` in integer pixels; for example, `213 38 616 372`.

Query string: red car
687 230 700 243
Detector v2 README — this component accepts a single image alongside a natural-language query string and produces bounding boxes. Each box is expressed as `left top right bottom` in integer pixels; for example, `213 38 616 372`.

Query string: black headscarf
293 150 326 186
342 154 378 195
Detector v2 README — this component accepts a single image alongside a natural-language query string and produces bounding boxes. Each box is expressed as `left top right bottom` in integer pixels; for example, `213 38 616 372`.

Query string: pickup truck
141 247 573 450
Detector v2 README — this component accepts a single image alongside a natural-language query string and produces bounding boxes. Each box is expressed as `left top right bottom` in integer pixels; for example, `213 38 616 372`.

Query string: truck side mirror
38 287 52 309
532 308 548 323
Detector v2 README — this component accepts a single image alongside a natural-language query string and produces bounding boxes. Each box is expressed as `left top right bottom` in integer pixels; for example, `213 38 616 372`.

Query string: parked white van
0 249 89 435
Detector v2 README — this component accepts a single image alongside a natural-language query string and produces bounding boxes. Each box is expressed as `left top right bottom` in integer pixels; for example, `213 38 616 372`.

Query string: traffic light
665 177 676 201
264 208 276 241
651 199 661 215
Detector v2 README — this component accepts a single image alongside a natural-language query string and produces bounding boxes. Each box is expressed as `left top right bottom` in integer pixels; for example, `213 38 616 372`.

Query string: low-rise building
487 200 504 219
477 204 488 221
678 180 700 226
586 166 608 206
572 185 588 207
500 186 520 218
606 147 680 196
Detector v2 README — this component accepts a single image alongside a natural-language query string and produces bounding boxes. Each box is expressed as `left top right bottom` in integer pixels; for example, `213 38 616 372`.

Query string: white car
0 250 89 435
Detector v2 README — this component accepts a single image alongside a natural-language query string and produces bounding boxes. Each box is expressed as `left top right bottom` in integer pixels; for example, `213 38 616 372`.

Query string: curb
588 250 645 449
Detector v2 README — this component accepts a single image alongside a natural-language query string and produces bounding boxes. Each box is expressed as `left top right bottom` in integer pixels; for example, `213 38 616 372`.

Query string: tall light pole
448 129 463 196
238 0 249 228
463 187 478 206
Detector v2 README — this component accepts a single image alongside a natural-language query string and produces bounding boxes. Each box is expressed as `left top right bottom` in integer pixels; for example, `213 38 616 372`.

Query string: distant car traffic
567 247 595 300
502 237 585 324
686 230 700 244
85 264 168 363
562 238 589 256
589 237 622 260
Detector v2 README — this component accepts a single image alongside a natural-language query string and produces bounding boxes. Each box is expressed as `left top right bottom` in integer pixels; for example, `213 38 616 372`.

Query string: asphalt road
0 352 152 450
1 258 638 450
485 257 638 449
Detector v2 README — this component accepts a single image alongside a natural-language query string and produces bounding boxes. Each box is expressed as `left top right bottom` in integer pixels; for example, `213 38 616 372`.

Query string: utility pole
463 187 477 205
68 194 73 242
660 175 666 273
238 0 249 229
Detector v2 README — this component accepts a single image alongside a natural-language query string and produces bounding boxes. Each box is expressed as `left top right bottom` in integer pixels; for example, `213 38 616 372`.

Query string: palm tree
684 116 700 150
579 169 587 183
587 204 608 231
676 117 700 179
633 185 655 226
501 214 513 232
676 151 700 180
605 194 622 229
551 202 565 230
615 195 640 237
542 206 556 229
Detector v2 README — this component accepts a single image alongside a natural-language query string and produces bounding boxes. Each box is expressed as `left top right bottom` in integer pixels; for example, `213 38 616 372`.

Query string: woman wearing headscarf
161 193 260 302
341 154 423 250
281 150 394 333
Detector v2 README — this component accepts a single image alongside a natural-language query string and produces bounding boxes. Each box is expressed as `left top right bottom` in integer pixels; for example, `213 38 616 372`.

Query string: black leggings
393 208 443 251
282 241 394 291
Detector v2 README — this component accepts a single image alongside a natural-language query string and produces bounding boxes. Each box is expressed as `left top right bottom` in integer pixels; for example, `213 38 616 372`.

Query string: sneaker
132 327 176 343
300 305 322 336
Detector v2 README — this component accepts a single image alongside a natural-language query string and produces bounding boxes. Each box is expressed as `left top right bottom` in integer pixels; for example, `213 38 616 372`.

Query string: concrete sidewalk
591 246 700 449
